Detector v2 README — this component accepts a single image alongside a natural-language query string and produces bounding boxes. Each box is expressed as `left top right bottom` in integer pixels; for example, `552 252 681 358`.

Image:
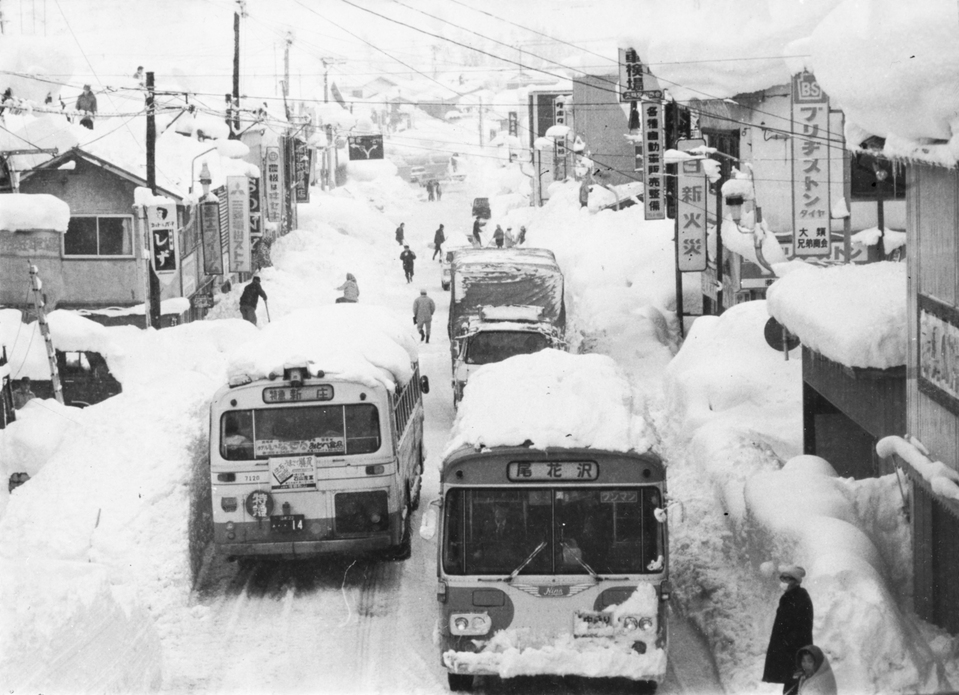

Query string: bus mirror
420 375 430 394
665 500 685 524
419 506 438 540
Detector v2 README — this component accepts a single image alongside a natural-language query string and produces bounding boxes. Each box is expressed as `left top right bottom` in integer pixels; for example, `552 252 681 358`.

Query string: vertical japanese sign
248 176 262 239
146 203 178 284
226 176 251 272
264 146 282 223
791 72 831 257
293 139 312 203
199 201 223 275
642 100 665 220
619 47 643 101
677 138 707 271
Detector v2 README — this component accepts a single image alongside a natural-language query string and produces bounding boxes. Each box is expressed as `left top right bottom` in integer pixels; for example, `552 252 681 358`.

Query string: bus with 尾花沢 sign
424 349 670 692
208 305 429 560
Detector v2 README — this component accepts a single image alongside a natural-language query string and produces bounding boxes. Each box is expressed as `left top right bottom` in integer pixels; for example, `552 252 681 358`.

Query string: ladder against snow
28 263 64 405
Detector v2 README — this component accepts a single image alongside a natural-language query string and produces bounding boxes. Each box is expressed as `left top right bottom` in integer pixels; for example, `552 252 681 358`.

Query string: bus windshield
219 404 380 460
443 487 664 576
465 331 549 365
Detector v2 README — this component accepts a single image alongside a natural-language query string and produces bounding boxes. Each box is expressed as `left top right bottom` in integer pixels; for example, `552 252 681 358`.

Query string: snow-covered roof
226 304 419 393
443 349 652 456
0 193 70 232
766 261 907 369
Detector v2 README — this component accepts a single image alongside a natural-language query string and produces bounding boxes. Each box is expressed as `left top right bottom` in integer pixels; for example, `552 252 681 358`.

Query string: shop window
64 216 133 257
851 152 905 201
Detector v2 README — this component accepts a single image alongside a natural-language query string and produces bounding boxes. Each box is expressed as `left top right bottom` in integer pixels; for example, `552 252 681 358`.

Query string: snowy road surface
157 185 721 694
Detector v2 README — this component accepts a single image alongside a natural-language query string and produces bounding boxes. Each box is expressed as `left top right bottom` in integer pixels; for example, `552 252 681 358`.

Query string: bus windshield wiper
508 540 547 583
560 542 599 581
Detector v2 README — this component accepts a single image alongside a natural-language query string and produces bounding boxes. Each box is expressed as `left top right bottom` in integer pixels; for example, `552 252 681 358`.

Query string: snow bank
766 261 907 369
0 193 70 232
444 349 652 456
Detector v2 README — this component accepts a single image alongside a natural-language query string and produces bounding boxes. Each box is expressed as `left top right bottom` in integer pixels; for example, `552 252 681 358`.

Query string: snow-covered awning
0 193 70 232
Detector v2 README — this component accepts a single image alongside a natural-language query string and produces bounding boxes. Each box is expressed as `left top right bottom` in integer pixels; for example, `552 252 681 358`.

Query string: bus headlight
449 613 491 636
621 616 654 631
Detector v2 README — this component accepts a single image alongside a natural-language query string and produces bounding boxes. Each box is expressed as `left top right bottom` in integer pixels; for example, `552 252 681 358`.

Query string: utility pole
146 71 161 330
233 1 246 134
283 31 293 120
478 97 484 148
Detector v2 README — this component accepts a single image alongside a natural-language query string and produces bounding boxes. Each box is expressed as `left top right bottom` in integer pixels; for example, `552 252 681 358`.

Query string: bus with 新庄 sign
425 349 670 692
209 305 429 560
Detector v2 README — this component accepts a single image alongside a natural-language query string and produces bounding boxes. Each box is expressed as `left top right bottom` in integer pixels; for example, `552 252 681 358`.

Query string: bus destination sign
262 384 334 404
507 461 599 482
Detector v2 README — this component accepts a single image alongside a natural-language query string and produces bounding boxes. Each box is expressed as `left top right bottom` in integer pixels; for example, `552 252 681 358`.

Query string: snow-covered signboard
146 203 178 284
677 138 707 272
642 101 665 220
264 146 282 223
199 201 223 275
791 72 831 257
347 134 383 161
226 176 250 273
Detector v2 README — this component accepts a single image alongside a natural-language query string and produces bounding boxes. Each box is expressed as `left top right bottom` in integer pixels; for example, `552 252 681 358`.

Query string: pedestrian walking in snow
395 222 405 246
335 272 359 303
504 227 515 248
516 225 527 245
400 245 416 283
794 645 837 695
472 218 483 248
434 180 442 201
239 276 267 325
433 224 446 261
413 289 436 343
426 179 435 202
763 565 814 695
76 84 97 129
493 224 505 248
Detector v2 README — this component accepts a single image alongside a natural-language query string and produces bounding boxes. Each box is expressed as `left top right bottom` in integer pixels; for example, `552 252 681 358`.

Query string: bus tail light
659 580 672 602
449 613 491 636
226 521 235 540
365 465 385 475
437 580 447 603
221 497 238 512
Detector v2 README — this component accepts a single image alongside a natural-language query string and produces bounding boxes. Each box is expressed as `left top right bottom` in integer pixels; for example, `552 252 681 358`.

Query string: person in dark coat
763 565 814 695
400 245 416 283
413 289 436 342
239 276 267 325
516 225 527 245
76 84 97 129
426 179 435 202
433 224 445 261
395 222 405 246
493 224 505 248
472 217 482 247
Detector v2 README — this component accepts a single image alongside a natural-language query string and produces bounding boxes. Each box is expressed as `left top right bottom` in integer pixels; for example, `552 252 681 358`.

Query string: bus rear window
220 404 380 460
443 487 664 576
466 331 548 365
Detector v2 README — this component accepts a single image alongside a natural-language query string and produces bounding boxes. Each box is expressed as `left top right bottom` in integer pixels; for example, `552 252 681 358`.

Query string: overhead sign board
146 203 178 285
791 71 831 257
226 175 251 273
619 48 664 102
677 138 707 272
642 100 665 220
347 134 384 161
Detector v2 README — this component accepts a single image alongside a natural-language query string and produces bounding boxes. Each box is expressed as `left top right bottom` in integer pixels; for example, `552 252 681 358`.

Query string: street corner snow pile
766 260 907 369
444 349 653 456
296 187 400 249
0 192 70 232
745 454 946 693
226 303 418 392
0 398 81 490
0 558 162 693
664 299 802 456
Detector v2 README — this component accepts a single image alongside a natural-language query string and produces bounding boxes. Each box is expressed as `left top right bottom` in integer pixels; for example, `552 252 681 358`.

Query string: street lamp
199 162 213 198
189 147 217 195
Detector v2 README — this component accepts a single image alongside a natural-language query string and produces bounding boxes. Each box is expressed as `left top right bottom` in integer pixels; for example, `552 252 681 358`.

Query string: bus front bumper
215 534 393 559
442 633 666 682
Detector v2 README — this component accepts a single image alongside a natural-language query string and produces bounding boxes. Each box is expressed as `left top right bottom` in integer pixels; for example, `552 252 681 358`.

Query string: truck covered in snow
447 247 566 404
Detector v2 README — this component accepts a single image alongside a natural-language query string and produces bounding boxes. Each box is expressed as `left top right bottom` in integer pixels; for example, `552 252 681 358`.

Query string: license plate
270 515 305 532
574 610 611 636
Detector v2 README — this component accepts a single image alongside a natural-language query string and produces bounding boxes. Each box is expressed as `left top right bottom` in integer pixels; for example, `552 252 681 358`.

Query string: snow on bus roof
444 349 652 456
226 304 419 392
453 247 559 268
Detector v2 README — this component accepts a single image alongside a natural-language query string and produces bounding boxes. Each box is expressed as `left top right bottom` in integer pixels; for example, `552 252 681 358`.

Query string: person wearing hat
763 564 814 694
239 276 267 325
335 272 359 303
412 289 435 343
795 644 837 695
76 84 97 129
399 244 416 283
